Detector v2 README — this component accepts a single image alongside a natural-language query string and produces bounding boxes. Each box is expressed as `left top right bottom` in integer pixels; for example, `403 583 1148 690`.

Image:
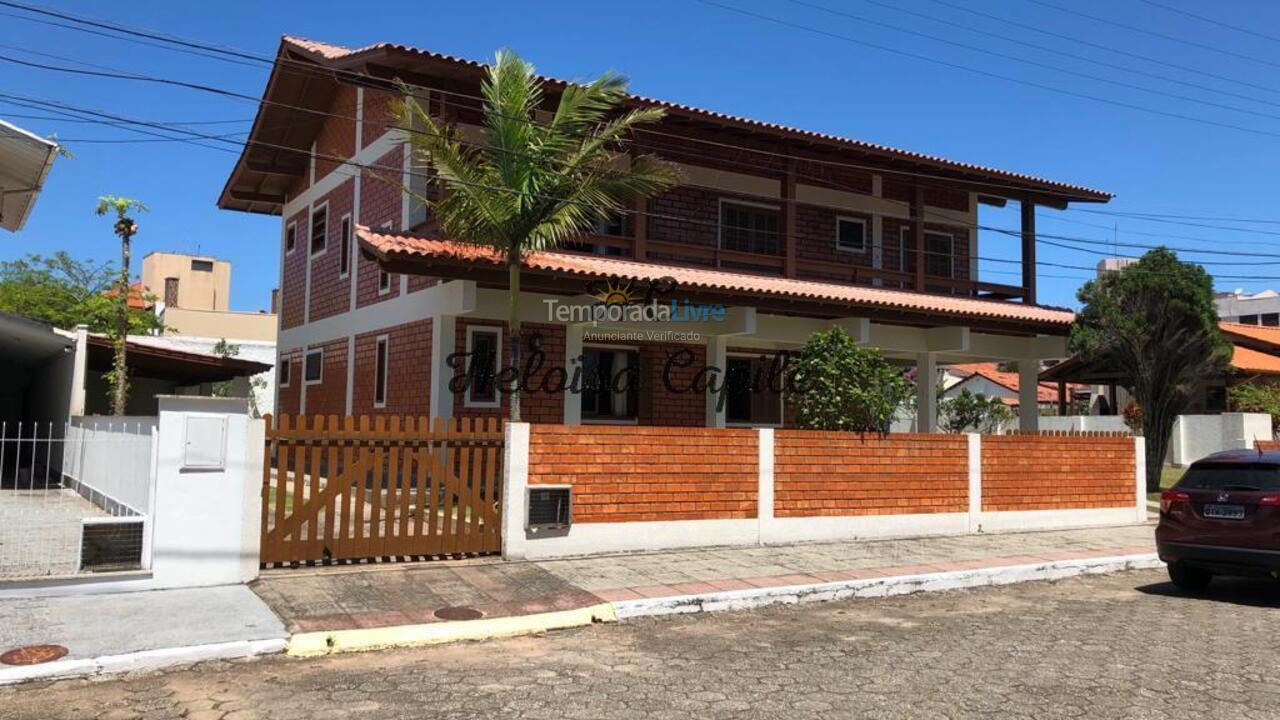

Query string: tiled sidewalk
254 521 1156 632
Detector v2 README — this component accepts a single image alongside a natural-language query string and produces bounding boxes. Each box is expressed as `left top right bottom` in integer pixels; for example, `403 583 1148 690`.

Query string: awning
0 118 58 232
358 225 1076 334
86 335 272 385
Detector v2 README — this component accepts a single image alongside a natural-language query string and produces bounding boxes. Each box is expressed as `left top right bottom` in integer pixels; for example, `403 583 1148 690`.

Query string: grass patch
1146 465 1186 504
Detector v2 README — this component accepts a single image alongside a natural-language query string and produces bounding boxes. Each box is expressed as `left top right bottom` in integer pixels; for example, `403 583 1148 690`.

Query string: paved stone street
4 568 1279 719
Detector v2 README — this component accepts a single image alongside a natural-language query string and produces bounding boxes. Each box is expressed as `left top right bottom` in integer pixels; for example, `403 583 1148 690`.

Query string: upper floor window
304 348 323 384
190 259 214 272
900 228 955 279
593 212 632 237
835 217 867 253
278 357 291 387
339 215 352 278
720 201 781 256
1240 315 1260 325
310 204 328 256
285 223 296 254
1264 313 1280 327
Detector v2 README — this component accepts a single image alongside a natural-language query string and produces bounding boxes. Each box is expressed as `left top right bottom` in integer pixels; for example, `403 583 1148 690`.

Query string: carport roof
86 334 272 384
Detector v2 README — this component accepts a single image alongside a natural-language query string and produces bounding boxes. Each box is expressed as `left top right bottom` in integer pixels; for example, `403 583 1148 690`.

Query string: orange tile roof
948 362 1085 404
1231 345 1280 376
104 281 148 310
357 226 1077 328
280 36 1112 203
1220 321 1280 347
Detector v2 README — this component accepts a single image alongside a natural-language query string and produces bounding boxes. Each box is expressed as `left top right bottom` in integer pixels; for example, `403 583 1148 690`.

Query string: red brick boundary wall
774 431 968 517
527 425 758 523
981 435 1135 511
1256 440 1280 452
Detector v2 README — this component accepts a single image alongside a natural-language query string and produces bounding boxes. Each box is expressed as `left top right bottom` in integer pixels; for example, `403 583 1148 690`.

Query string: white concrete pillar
757 427 774 545
1018 360 1039 432
429 314 457 420
501 422 531 560
916 352 938 433
68 324 88 417
563 324 584 425
967 433 981 533
1134 436 1148 522
705 335 728 428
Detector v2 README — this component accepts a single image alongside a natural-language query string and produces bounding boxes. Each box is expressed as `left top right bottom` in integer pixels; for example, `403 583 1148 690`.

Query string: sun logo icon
590 277 641 306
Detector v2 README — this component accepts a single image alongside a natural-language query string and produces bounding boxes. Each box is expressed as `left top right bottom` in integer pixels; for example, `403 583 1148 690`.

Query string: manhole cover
1 645 68 666
434 606 484 621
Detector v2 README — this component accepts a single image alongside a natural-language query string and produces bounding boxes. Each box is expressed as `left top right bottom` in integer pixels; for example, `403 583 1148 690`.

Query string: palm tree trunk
507 246 522 423
112 231 131 416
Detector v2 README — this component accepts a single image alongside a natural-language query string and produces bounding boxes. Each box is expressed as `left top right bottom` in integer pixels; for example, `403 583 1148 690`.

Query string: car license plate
1204 504 1246 520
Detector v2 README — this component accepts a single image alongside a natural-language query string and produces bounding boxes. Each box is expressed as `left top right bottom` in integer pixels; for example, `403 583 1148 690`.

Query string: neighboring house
1215 289 1280 326
137 251 278 343
1041 321 1280 415
0 311 270 426
943 363 1086 413
0 118 58 232
218 36 1113 431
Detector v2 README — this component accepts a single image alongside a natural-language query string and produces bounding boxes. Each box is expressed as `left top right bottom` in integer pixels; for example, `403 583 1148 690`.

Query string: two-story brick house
218 36 1112 432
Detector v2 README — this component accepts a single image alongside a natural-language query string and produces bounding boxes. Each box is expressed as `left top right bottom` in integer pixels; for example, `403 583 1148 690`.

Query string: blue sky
4 0 1280 310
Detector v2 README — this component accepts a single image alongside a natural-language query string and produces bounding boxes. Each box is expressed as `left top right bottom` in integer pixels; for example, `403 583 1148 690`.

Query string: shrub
939 389 1015 433
788 327 911 432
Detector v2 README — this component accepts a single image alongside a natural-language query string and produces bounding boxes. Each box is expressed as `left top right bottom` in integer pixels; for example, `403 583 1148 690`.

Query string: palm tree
398 50 679 422
95 195 147 416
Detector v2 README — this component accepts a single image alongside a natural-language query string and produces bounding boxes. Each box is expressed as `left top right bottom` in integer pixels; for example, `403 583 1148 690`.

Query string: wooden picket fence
260 415 504 566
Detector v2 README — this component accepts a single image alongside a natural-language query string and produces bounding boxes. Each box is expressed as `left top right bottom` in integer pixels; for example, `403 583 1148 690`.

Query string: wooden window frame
309 202 329 257
304 348 324 385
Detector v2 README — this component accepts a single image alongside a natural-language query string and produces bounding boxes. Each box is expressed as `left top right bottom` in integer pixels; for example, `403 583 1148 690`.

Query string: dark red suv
1156 450 1280 592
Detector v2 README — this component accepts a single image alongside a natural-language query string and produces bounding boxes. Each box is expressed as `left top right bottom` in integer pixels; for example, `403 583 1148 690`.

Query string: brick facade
453 319 565 425
774 431 969 517
352 319 431 416
307 179 355 322
527 425 758 522
302 337 350 416
356 145 403 308
981 435 1136 511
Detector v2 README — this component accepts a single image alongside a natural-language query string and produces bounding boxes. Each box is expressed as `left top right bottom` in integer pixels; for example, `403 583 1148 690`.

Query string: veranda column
1018 360 1040 432
429 314 456 420
705 335 728 428
563 324 584 425
916 352 938 433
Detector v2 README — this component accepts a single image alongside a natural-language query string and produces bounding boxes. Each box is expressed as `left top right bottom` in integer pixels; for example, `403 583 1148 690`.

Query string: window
374 335 389 408
1240 314 1260 325
720 201 781 255
304 349 323 384
464 327 502 408
1263 313 1279 327
379 270 392 294
899 228 955 278
725 355 783 426
580 347 640 421
339 215 352 277
163 277 179 307
835 217 867 253
278 357 291 387
285 223 296 254
310 204 327 256
190 259 214 272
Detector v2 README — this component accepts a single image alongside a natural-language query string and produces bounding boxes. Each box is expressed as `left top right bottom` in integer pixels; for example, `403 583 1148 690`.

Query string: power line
786 0 1280 121
916 0 1280 98
1026 0 1280 72
1135 0 1280 47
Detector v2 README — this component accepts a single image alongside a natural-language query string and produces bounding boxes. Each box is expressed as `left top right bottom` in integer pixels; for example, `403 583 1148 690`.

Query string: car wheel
1168 562 1212 593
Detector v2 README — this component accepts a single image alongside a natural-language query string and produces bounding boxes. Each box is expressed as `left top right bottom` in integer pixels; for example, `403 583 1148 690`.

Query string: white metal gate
0 417 156 580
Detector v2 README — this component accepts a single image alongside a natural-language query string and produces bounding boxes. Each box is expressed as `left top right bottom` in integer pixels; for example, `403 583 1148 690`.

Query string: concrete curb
286 602 618 657
0 638 287 686
611 553 1162 619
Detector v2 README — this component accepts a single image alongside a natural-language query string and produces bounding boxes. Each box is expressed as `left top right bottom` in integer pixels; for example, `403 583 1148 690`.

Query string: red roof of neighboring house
278 36 1112 203
104 281 148 310
948 362 1086 405
1220 322 1280 347
357 226 1077 328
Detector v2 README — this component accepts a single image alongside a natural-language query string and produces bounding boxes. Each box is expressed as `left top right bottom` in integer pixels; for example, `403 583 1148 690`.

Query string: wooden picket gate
260 415 504 566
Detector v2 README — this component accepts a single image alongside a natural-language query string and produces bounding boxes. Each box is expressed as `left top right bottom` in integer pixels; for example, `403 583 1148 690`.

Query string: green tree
1227 383 1280 434
789 327 912 432
95 195 148 416
0 252 161 334
396 50 679 421
939 389 1015 434
1072 248 1231 491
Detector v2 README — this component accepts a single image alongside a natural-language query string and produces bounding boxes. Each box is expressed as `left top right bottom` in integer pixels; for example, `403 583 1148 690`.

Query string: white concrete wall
1170 413 1273 466
1039 416 1129 433
127 335 276 417
502 425 1147 561
1 396 264 598
62 416 157 516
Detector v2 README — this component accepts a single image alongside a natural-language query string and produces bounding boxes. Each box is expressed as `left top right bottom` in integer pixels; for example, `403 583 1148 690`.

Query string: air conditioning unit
526 486 571 531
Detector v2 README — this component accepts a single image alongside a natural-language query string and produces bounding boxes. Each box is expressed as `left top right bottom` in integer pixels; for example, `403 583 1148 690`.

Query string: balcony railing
562 233 1027 302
